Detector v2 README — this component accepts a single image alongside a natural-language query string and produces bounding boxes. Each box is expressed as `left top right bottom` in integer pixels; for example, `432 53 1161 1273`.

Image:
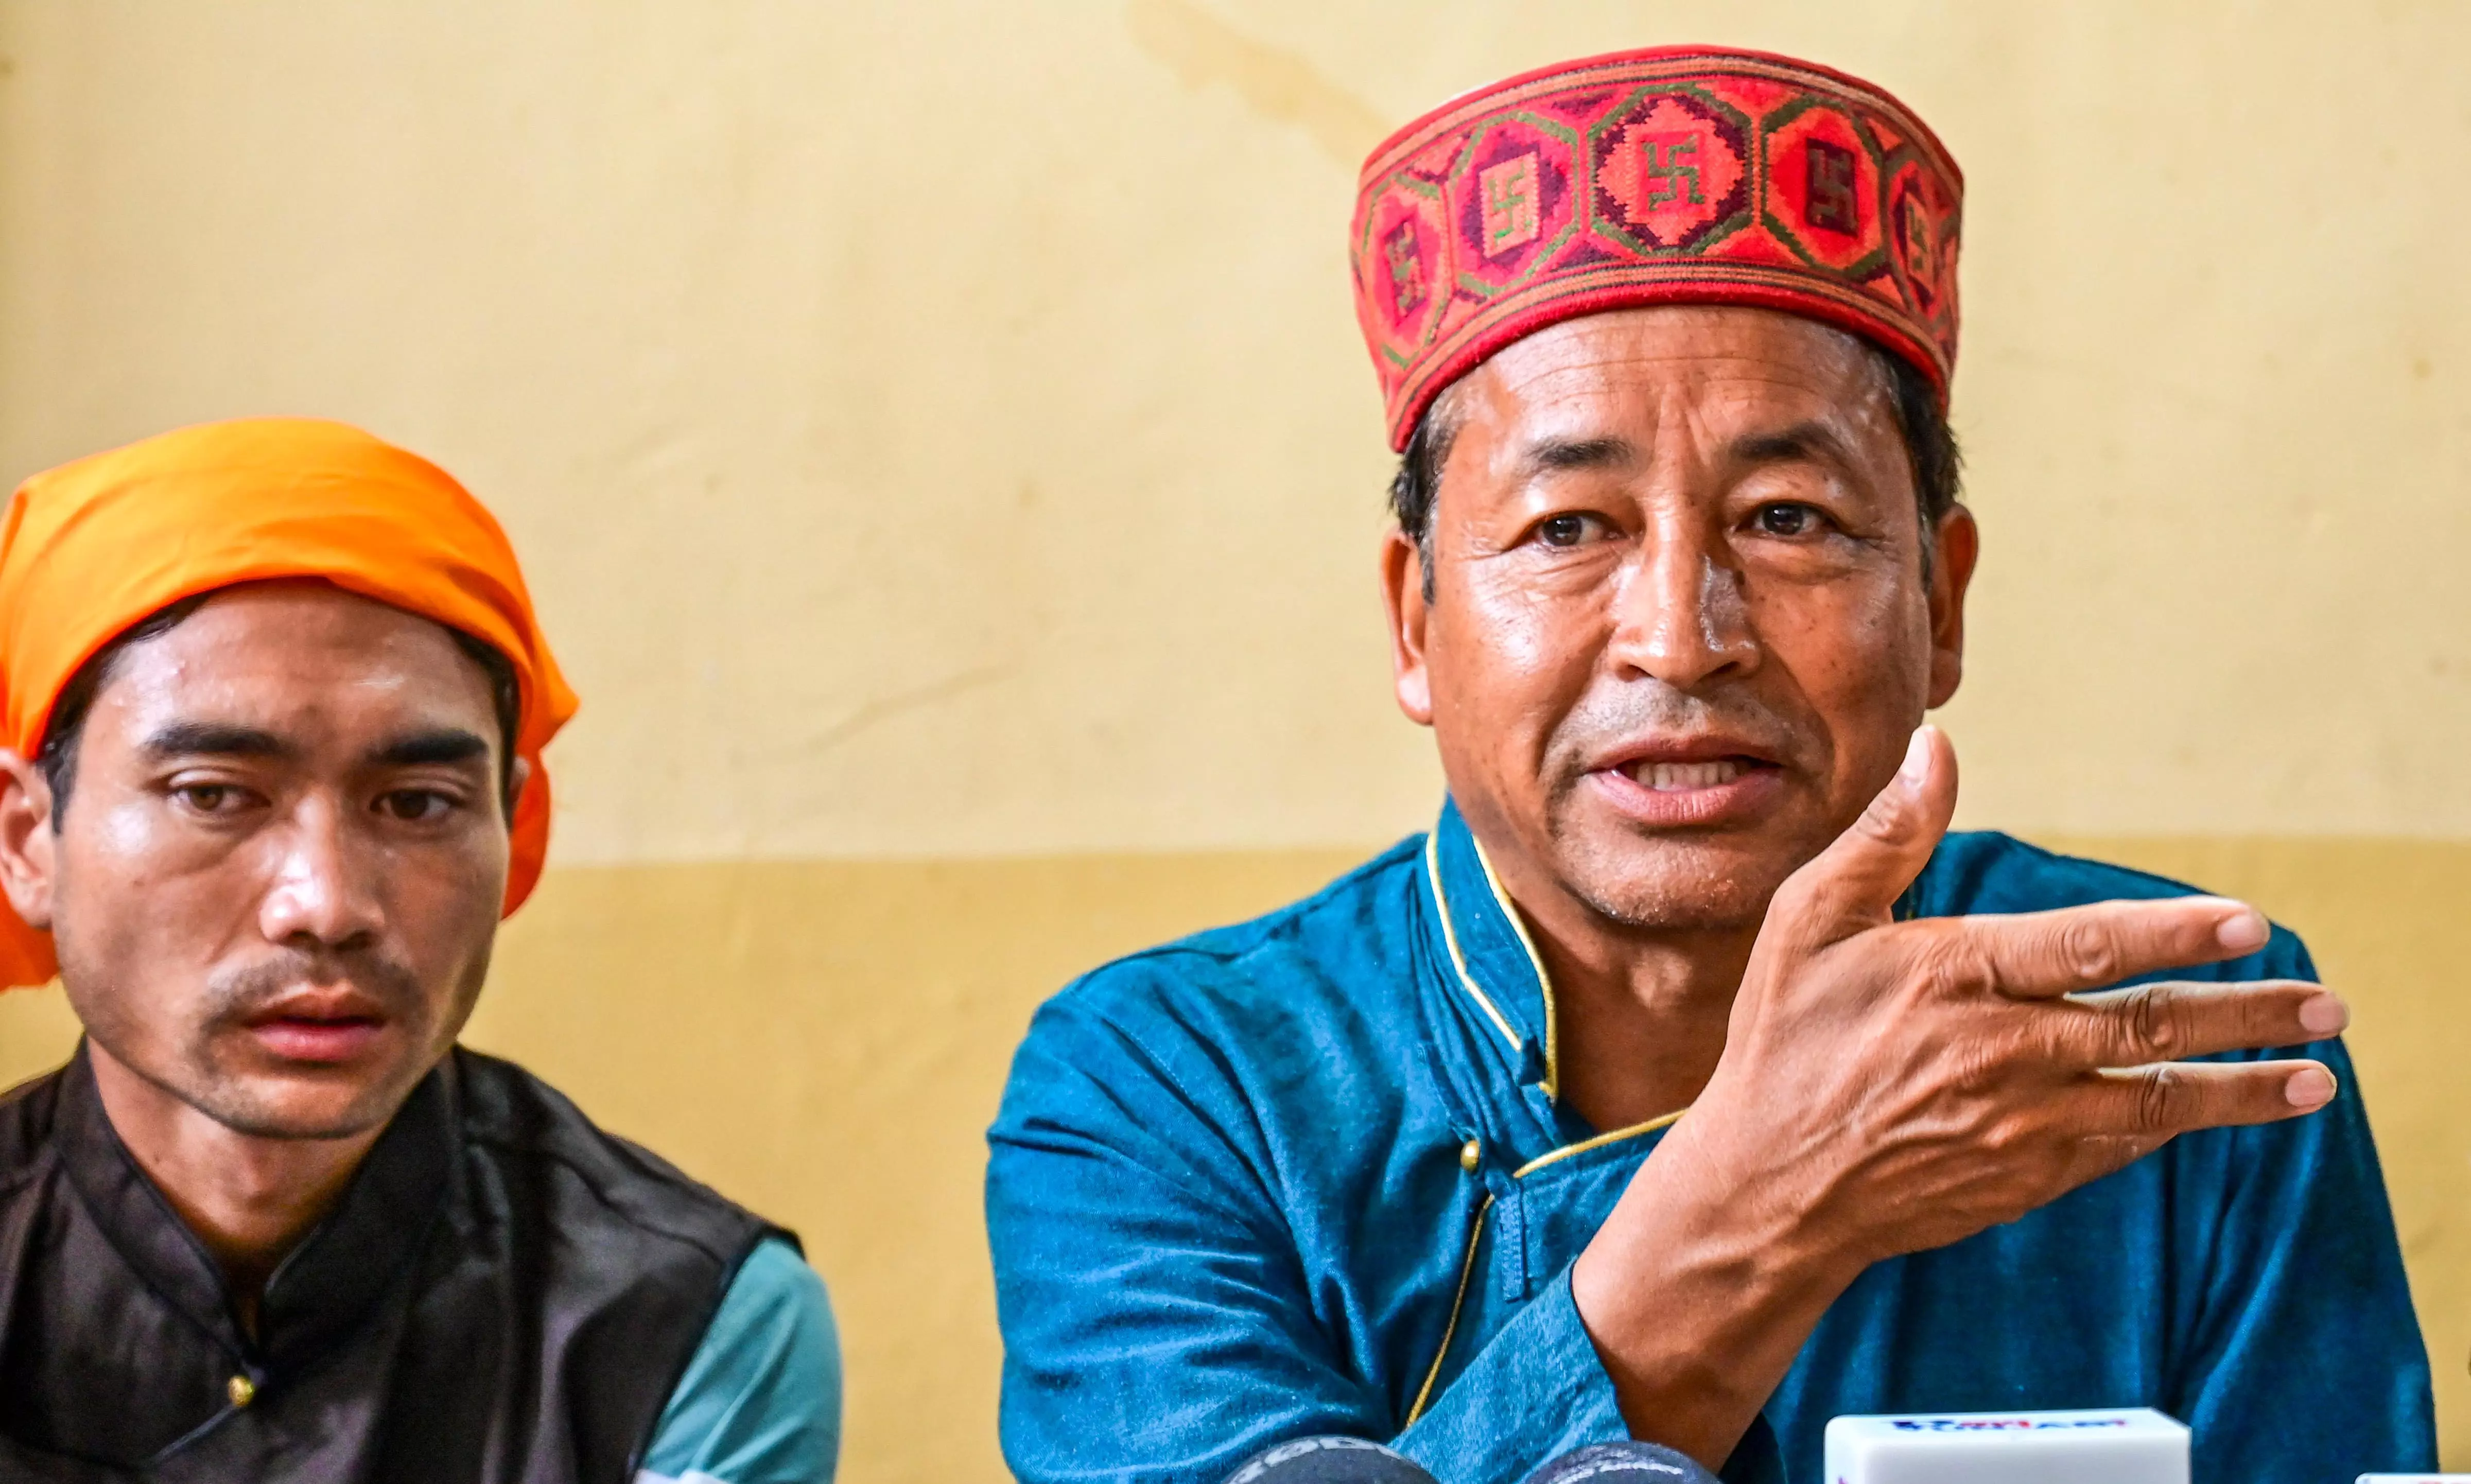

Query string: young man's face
15 582 514 1139
1385 304 1977 932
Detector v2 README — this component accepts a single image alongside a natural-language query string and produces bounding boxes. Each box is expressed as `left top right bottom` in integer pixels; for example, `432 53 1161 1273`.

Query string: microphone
1825 1408 2189 1484
1519 1441 1720 1484
1223 1438 1441 1484
1221 1437 1721 1484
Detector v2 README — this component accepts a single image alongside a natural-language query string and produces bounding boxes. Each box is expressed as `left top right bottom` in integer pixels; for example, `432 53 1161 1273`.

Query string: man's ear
1380 530 1435 726
502 753 533 827
0 752 60 931
1926 504 1979 709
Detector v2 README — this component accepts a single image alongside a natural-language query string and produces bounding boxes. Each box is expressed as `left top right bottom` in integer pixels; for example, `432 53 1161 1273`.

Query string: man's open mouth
1617 756 1779 792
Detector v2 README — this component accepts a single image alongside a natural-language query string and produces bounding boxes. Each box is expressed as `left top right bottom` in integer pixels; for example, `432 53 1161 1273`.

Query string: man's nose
1607 515 1760 688
256 798 386 952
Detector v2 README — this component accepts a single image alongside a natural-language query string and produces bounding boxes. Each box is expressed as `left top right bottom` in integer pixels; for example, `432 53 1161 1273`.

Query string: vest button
1458 1138 1482 1172
227 1374 256 1409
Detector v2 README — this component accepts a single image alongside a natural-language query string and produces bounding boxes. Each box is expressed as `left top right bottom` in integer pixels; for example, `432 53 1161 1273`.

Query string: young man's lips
1585 755 1786 827
246 1016 387 1063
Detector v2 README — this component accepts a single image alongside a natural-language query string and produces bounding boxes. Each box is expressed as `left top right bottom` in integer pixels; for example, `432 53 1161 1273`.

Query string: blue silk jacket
986 806 2437 1484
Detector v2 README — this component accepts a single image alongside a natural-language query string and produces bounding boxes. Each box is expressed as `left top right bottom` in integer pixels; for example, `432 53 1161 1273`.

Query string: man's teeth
1629 759 1746 792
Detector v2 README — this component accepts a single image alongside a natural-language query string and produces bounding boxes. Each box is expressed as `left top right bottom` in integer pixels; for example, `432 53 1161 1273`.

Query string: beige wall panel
2 2 2469 858
0 840 2459 1476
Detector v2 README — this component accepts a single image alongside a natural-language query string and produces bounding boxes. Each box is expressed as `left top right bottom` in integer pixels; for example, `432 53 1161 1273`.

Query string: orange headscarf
0 417 578 989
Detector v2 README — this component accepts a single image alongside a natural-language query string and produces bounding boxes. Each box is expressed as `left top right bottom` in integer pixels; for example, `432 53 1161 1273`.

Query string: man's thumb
1772 725 1958 944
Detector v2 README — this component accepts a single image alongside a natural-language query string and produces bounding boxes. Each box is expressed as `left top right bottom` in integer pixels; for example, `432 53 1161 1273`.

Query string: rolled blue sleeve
989 984 1630 1484
1392 1268 1628 1479
988 994 1373 1482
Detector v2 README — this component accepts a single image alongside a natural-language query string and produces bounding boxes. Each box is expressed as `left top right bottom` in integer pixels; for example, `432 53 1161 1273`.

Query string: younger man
0 420 838 1482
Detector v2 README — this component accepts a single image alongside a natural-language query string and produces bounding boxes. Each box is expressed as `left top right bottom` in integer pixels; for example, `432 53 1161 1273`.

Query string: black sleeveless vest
0 1043 781 1481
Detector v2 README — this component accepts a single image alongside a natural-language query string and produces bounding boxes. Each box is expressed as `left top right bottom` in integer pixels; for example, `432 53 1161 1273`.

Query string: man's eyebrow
366 729 493 770
1515 435 1637 477
1729 420 1860 469
141 723 295 761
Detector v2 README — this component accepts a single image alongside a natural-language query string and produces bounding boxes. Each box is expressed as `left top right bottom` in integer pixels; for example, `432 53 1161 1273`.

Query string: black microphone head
1519 1441 1719 1484
1223 1437 1444 1484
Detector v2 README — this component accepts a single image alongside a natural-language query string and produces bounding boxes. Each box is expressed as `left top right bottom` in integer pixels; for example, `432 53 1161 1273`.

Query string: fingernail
2285 1066 2337 1109
2214 909 2268 953
2299 992 2348 1037
1899 728 1930 792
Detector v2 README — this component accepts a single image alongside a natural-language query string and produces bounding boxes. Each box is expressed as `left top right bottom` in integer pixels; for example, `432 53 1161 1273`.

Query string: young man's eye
174 784 236 813
1753 502 1825 537
377 791 457 823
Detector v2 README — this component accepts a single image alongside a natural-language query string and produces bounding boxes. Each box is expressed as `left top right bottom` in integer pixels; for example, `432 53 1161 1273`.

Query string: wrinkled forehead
87 580 500 742
1438 305 1906 473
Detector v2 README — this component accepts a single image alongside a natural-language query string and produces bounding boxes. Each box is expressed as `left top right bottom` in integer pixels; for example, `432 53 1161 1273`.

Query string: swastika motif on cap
1350 46 1962 449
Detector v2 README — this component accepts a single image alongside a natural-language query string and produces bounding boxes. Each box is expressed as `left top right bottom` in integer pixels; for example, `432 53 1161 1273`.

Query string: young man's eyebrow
140 723 295 762
365 729 493 770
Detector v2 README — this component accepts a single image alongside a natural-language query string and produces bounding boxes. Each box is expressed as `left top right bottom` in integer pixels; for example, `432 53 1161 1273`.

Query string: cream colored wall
0 1 2463 1478
8 1 2471 857
0 843 2461 1479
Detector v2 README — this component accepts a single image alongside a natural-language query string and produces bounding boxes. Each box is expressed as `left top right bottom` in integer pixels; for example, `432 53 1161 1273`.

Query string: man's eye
175 784 237 813
1536 514 1603 548
1752 502 1824 537
378 791 456 823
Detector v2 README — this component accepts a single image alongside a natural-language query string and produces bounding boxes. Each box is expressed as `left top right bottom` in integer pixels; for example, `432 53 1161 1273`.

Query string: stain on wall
1125 0 1387 166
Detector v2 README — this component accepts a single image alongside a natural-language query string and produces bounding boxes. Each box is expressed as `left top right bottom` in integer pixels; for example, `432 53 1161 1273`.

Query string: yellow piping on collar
1512 1108 1687 1179
1423 830 1522 1055
1405 1191 1493 1425
1467 832 1559 1103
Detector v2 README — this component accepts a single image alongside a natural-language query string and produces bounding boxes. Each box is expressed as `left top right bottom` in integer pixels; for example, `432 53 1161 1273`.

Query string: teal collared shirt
985 803 2434 1484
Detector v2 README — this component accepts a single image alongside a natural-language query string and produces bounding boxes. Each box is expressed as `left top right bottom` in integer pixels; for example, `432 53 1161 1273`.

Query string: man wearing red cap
987 48 2435 1484
0 420 838 1481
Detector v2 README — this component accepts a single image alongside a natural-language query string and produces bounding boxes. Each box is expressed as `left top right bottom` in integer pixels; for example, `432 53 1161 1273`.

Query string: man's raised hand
1571 725 2349 1467
1691 723 2344 1265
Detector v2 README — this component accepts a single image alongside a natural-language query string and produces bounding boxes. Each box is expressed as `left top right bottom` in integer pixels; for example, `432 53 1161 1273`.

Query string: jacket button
1458 1138 1482 1172
228 1374 256 1408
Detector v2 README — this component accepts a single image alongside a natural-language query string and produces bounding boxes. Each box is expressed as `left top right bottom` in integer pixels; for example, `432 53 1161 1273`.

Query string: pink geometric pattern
1352 47 1963 449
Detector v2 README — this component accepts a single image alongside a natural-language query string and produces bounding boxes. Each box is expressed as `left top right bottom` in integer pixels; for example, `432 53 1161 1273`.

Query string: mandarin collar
54 1040 459 1371
1421 798 1936 1109
1422 799 1559 1097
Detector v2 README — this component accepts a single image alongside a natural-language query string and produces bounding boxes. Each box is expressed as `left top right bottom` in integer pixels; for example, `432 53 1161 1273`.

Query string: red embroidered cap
1351 46 1962 449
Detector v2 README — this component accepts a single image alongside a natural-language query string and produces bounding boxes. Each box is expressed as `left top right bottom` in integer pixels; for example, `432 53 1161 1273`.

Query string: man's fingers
2057 980 2348 1068
1939 895 2273 1001
2077 1059 2339 1138
1767 725 1956 946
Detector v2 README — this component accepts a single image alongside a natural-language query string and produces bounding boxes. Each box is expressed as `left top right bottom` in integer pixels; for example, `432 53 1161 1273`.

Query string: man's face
1384 305 1976 931
21 583 513 1139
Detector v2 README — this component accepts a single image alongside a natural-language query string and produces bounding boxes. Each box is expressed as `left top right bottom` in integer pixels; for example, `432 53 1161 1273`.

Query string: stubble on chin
1541 780 1801 932
173 1042 419 1142
1550 827 1781 930
182 956 439 1139
72 962 448 1144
